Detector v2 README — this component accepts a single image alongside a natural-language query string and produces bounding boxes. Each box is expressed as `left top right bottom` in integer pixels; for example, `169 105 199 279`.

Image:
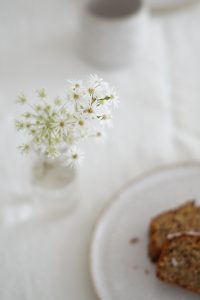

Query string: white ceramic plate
146 0 198 12
91 163 200 300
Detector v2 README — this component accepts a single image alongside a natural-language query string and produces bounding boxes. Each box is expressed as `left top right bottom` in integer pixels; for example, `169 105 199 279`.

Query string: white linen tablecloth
0 1 200 299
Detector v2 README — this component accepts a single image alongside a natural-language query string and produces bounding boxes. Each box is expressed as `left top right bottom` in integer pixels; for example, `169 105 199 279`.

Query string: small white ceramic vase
79 0 149 68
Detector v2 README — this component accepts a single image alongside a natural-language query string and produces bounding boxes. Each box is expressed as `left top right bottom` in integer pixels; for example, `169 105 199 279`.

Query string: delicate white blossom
16 93 27 105
18 143 31 154
88 74 103 86
94 128 107 144
68 80 83 90
37 88 47 99
107 88 119 108
66 146 84 168
15 75 119 167
54 97 62 106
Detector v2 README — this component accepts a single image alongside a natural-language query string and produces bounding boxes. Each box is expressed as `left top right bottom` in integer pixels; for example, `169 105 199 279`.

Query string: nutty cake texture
157 234 200 295
149 201 200 262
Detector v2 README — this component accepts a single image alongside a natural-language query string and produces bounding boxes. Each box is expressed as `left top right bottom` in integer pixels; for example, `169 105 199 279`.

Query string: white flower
15 74 119 168
77 95 99 121
85 75 105 99
98 106 113 128
18 143 31 154
107 88 119 108
93 81 109 99
74 112 90 128
68 89 82 102
68 80 83 91
66 146 84 168
16 93 28 105
67 80 85 105
88 74 103 86
54 117 69 137
54 97 63 106
37 88 47 99
15 120 25 131
101 114 113 128
23 112 32 118
94 128 107 144
83 104 99 120
46 146 60 158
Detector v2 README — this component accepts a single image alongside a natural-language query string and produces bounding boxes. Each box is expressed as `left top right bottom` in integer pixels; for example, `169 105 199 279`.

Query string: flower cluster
15 75 119 167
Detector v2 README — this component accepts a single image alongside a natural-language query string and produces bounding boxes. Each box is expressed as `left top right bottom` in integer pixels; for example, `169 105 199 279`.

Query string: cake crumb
132 265 139 270
130 237 140 245
145 269 150 275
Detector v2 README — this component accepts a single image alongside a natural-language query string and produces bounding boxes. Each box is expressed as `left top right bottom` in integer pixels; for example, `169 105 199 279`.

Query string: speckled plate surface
91 163 200 300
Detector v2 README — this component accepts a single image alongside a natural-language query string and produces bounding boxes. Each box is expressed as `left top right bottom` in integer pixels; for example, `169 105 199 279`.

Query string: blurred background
1 0 200 299
1 0 200 184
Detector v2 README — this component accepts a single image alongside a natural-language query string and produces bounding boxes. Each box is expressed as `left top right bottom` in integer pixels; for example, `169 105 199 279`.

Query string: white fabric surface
0 0 200 299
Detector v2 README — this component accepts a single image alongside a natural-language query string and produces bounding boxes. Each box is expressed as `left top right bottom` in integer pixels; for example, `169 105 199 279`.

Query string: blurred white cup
79 0 149 68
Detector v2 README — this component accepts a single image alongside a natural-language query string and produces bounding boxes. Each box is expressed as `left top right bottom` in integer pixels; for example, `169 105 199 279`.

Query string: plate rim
148 0 199 14
90 161 200 300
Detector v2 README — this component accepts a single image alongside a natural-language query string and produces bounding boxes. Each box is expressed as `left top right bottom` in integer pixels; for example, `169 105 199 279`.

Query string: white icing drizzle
171 257 178 267
167 231 200 240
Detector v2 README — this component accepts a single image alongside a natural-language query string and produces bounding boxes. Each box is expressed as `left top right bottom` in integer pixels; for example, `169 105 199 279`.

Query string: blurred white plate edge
90 162 200 300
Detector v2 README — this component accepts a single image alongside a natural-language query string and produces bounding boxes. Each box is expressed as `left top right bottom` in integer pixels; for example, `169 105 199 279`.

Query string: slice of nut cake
157 234 200 295
149 201 200 262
